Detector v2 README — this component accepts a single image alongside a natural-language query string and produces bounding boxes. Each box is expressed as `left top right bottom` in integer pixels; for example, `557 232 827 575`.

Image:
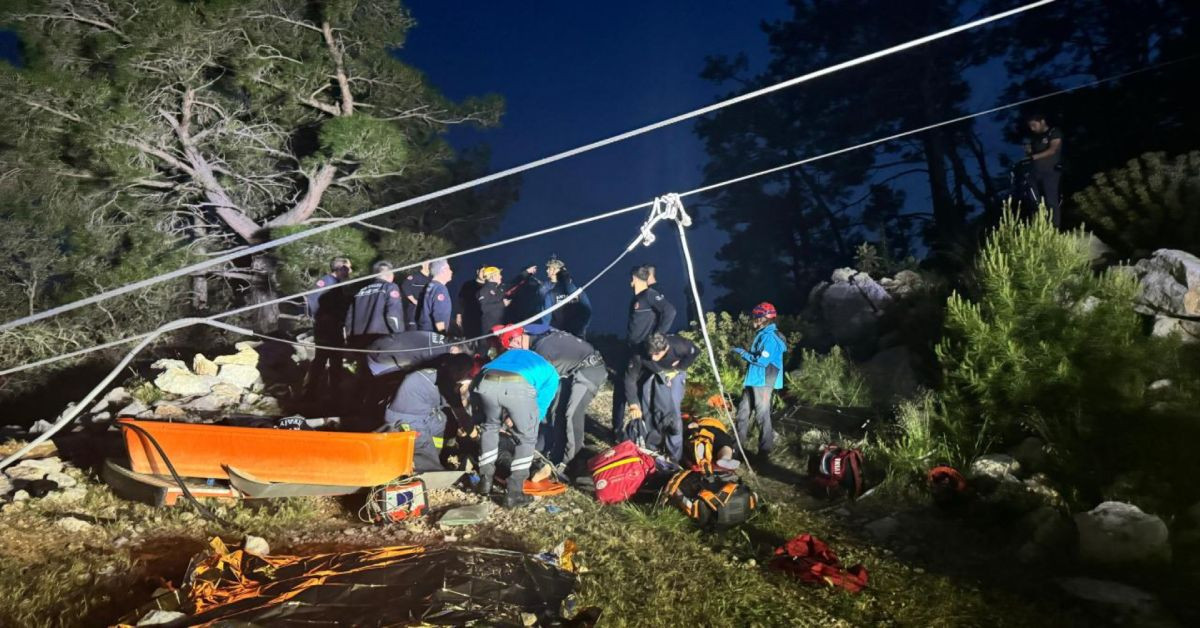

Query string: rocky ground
2 350 1198 625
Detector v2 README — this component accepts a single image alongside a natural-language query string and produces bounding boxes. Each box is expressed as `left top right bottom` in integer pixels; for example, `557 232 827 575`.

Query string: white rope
0 0 1056 334
664 195 756 475
4 51 1189 377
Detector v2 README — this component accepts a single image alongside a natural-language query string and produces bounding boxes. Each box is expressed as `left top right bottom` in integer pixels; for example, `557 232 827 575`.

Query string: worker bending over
624 333 698 462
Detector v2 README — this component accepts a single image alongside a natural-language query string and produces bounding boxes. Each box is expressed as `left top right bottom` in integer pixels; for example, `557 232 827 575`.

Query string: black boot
502 491 534 509
476 474 493 497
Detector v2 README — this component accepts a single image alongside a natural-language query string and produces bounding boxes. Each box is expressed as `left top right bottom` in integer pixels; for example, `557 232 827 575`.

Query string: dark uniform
382 368 450 472
418 280 453 332
1029 126 1064 226
305 273 351 400
458 280 484 338
399 270 430 331
529 328 606 469
504 271 543 324
612 287 677 435
478 280 506 335
345 279 405 409
624 335 698 462
365 331 456 376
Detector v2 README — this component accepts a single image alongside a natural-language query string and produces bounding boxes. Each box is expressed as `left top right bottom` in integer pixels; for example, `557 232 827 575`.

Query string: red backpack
808 444 865 499
588 440 658 504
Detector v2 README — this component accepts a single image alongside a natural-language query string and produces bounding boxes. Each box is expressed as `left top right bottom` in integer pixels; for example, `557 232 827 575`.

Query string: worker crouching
470 326 559 508
624 333 699 462
380 354 475 473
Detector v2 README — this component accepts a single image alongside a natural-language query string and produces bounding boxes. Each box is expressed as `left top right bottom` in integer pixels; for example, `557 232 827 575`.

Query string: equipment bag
808 444 865 499
588 440 657 504
686 417 730 475
665 469 758 530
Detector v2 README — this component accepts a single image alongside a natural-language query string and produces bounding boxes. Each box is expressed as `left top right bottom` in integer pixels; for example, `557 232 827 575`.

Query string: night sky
397 1 794 333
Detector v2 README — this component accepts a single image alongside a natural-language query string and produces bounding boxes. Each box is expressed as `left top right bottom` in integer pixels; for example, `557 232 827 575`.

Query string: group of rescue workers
303 255 787 508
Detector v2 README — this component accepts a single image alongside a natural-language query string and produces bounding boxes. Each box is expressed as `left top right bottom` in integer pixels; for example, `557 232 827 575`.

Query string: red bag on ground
588 440 657 504
770 534 869 593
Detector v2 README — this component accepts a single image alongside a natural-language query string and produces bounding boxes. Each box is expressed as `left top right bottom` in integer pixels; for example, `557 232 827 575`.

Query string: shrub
785 346 870 407
935 206 1159 497
1073 150 1200 258
872 391 954 492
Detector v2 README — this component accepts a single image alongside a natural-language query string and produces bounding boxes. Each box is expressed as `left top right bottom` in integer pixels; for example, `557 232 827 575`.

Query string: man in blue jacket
469 326 559 508
732 302 787 456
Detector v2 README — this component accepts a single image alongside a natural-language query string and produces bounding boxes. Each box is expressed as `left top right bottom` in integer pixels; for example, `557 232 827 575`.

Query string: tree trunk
248 253 280 331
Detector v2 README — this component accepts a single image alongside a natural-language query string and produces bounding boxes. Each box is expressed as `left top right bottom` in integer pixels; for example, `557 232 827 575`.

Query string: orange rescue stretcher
103 418 418 506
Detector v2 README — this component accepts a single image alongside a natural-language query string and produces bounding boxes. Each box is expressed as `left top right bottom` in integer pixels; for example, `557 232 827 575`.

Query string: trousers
472 375 540 493
735 386 775 454
634 372 685 461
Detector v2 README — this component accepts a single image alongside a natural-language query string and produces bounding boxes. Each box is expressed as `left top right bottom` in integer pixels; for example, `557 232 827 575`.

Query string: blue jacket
735 323 787 389
480 349 559 422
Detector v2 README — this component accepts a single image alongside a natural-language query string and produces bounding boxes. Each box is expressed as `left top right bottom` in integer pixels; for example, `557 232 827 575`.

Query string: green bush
935 206 1161 497
1073 150 1200 258
785 346 870 407
872 391 954 492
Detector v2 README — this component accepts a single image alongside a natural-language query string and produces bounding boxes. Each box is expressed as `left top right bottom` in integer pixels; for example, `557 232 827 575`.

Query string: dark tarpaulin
178 539 578 626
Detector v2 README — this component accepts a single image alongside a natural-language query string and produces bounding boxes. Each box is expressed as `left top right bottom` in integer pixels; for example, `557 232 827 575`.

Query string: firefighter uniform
613 287 677 435
399 270 430 330
383 368 448 472
418 279 452 333
624 335 698 462
305 272 351 400
478 280 506 336
344 278 404 408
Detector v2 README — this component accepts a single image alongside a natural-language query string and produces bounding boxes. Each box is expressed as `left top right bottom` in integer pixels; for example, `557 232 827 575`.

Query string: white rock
103 386 132 408
192 353 220 376
214 346 260 367
28 419 55 435
136 610 189 626
56 517 94 533
4 457 64 481
118 399 149 418
217 364 261 390
153 361 218 397
0 476 13 497
242 535 271 556
969 454 1021 483
1075 501 1171 565
44 471 77 489
12 490 30 502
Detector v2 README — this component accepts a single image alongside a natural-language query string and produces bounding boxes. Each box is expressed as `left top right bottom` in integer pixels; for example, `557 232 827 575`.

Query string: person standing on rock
625 333 698 462
305 257 353 401
732 302 787 457
613 265 676 440
468 326 559 508
418 259 454 334
345 261 405 410
400 262 431 331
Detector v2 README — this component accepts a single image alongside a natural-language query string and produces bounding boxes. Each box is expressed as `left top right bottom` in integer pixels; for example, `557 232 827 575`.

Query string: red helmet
492 324 525 348
751 302 777 319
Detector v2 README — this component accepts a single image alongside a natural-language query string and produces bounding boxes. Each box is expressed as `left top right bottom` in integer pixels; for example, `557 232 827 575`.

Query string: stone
192 353 220 376
1075 501 1171 565
28 419 55 434
865 516 901 540
44 487 88 505
1056 578 1162 620
1133 249 1200 342
242 535 271 557
859 346 918 403
217 364 261 390
44 471 77 489
880 270 923 297
0 475 13 497
103 386 132 408
118 399 149 418
153 404 187 420
214 345 260 367
4 457 64 482
182 395 225 414
136 610 189 626
818 271 893 359
56 517 94 533
12 490 30 502
1009 437 1048 474
152 359 218 397
969 454 1021 483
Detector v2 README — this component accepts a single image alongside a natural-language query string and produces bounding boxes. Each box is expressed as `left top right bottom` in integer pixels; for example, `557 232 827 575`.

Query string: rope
3 51 1192 377
666 195 755 476
0 0 1057 334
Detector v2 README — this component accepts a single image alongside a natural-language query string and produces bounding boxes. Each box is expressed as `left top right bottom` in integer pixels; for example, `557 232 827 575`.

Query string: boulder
192 353 220 377
242 535 271 556
817 270 893 359
859 346 918 403
1075 501 1171 565
153 403 187 421
969 454 1021 484
4 457 64 482
56 517 94 533
152 359 218 397
1132 249 1200 342
217 363 262 390
214 343 260 367
117 399 149 418
1009 437 1048 474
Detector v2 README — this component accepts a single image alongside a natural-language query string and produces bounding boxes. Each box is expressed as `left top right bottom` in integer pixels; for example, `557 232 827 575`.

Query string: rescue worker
469 326 559 508
625 333 698 462
365 330 465 377
418 259 454 333
457 266 487 338
503 264 543 324
1024 112 1064 226
381 354 475 472
612 265 676 439
541 257 592 337
304 257 353 401
399 262 431 330
344 261 405 409
732 302 787 457
478 266 508 336
500 324 606 474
